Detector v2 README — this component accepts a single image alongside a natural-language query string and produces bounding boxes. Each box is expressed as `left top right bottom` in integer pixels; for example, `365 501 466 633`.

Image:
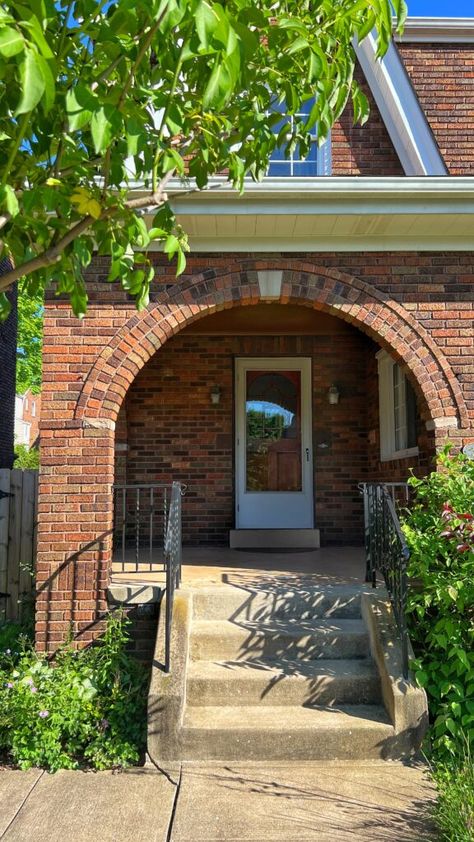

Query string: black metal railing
359 482 411 679
164 481 183 672
113 481 185 672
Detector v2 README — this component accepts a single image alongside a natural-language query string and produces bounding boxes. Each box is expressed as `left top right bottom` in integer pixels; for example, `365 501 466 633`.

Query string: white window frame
376 350 419 461
265 100 332 178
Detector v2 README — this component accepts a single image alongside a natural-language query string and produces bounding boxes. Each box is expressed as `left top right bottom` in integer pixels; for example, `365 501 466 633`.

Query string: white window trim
376 350 419 462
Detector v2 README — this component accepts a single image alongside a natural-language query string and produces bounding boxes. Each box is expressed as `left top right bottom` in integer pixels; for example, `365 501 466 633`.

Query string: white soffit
159 176 474 252
353 32 447 177
396 17 474 43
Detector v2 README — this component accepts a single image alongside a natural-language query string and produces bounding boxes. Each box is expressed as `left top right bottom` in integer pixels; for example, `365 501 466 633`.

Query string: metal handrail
112 481 185 673
164 481 184 673
359 482 411 679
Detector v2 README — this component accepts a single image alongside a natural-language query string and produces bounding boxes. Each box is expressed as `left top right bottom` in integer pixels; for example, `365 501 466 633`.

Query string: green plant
0 620 33 654
0 611 148 771
430 744 474 842
402 447 474 759
14 444 39 469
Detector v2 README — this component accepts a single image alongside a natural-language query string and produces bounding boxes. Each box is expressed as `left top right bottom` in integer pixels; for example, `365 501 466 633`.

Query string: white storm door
235 358 314 529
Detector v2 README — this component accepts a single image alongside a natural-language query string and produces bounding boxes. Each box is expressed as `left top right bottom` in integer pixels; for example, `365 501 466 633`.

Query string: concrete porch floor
111 545 366 588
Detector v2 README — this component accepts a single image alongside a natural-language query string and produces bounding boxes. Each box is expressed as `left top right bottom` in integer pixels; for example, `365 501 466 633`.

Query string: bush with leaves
0 611 148 771
401 447 474 760
14 444 39 469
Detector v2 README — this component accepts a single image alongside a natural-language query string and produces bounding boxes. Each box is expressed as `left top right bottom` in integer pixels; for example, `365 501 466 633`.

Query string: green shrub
431 746 474 842
0 611 148 772
13 445 40 469
401 446 474 760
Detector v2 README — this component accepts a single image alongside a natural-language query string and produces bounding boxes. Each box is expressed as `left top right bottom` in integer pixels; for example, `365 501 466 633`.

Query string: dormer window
266 99 331 178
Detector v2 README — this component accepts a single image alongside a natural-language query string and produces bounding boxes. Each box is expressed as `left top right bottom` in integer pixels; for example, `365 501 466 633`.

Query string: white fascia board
354 32 447 177
147 236 474 253
395 17 474 43
167 176 474 214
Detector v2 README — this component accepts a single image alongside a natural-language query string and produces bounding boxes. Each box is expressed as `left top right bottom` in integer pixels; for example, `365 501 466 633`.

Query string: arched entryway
35 262 467 650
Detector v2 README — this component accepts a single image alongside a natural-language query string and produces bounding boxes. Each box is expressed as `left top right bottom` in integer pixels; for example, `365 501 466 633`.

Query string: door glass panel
246 370 302 492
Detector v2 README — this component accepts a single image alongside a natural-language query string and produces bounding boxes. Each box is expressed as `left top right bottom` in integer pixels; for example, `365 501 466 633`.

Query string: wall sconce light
327 384 340 405
210 385 221 405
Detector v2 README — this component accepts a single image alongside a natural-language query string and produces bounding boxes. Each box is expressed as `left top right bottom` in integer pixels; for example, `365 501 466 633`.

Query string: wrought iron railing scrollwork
359 482 411 679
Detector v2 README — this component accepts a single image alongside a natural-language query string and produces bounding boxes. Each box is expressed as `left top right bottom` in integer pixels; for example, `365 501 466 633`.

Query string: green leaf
176 248 186 275
286 35 308 56
195 0 219 49
0 291 12 322
16 47 45 115
36 53 55 114
415 669 428 687
3 184 19 216
91 107 112 154
203 58 233 109
0 25 24 57
66 85 98 132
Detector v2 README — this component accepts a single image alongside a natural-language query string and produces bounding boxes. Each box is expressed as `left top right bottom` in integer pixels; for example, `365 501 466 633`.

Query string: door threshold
229 529 320 550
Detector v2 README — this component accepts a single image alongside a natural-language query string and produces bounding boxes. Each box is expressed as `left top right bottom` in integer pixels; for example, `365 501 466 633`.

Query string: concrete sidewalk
0 761 436 841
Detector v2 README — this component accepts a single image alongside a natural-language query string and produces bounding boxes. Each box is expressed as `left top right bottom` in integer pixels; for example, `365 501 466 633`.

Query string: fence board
7 470 24 620
0 468 11 611
19 471 36 617
0 469 38 623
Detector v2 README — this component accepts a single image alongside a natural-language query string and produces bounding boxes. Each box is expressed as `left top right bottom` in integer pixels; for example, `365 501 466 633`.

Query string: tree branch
0 216 94 292
0 172 176 293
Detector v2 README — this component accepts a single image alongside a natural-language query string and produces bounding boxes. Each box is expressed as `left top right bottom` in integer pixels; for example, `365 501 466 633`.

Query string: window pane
405 379 417 449
246 370 302 492
266 98 318 178
393 365 407 451
267 161 292 177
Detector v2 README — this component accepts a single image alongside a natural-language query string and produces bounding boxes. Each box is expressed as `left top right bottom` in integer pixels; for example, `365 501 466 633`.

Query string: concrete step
229 528 320 549
192 585 366 622
187 658 380 707
182 704 394 761
189 618 369 661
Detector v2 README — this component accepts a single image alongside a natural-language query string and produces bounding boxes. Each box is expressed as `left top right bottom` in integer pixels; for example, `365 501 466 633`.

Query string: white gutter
354 33 447 177
396 17 474 43
167 176 474 210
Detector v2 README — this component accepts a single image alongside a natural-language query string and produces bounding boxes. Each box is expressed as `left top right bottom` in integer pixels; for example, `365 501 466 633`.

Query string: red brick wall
118 327 431 546
399 43 474 175
331 65 404 176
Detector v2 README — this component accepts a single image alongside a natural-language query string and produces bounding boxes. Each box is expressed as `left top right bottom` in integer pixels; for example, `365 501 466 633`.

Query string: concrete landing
0 761 436 841
111 545 366 587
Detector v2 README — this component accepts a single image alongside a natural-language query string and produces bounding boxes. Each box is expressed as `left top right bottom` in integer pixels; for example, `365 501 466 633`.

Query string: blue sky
408 0 473 14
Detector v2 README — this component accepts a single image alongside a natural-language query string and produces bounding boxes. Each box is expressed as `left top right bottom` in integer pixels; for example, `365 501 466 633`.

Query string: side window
377 351 418 461
266 99 331 178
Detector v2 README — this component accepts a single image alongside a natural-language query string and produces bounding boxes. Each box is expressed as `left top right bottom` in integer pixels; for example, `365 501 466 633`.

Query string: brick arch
75 260 467 428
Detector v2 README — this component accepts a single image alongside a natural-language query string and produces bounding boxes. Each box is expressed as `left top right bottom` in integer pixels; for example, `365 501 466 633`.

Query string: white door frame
235 357 314 529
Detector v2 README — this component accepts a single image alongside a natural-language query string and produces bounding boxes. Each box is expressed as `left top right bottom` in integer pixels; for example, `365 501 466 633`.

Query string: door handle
305 448 310 462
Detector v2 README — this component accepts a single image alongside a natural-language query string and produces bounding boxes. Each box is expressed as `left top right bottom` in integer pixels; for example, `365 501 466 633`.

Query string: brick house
15 390 41 450
36 18 474 652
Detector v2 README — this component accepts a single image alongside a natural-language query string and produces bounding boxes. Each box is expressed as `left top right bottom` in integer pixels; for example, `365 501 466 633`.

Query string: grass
431 751 474 842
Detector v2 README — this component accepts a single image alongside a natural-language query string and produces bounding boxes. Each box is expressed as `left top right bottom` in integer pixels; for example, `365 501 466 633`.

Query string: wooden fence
0 469 38 622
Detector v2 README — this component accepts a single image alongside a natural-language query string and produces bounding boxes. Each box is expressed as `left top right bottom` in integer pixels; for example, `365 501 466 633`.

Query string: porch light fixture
210 385 221 405
327 384 340 405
